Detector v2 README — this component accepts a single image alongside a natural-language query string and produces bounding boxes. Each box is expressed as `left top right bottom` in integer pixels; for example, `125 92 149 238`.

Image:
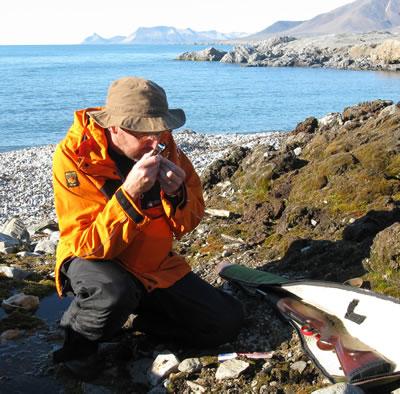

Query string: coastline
0 130 287 228
177 32 400 72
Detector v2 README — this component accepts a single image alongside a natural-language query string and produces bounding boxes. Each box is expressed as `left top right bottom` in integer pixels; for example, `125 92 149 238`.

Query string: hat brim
88 108 185 132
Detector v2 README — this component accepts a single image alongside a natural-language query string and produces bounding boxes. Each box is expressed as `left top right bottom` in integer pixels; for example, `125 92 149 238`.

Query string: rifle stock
277 297 394 382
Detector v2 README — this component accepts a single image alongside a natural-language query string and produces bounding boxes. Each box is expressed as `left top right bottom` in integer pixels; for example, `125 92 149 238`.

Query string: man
52 77 244 379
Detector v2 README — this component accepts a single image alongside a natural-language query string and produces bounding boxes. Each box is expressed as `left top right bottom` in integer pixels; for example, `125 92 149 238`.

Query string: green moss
21 279 55 298
326 192 368 215
354 143 390 173
364 272 400 299
239 177 271 205
318 152 359 176
0 310 45 333
199 355 218 366
385 155 400 179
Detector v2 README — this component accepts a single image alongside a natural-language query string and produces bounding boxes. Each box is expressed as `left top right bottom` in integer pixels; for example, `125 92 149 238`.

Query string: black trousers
60 258 244 347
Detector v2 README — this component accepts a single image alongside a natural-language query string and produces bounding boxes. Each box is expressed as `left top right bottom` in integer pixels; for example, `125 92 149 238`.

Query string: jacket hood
60 107 118 178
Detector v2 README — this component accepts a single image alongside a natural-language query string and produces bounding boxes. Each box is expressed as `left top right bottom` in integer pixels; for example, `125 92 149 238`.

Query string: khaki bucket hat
88 77 185 132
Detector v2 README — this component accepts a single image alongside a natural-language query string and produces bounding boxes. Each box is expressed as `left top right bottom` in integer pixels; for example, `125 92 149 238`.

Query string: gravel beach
0 130 287 228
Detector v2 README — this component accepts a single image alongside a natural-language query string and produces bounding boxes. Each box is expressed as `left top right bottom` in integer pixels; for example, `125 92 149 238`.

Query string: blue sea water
1 44 400 152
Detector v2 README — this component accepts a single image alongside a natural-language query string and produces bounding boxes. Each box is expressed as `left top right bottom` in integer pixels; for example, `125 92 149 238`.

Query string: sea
1 44 400 152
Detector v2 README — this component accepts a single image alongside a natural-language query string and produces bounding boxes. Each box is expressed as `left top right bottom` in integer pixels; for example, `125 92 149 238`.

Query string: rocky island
177 32 400 72
0 100 399 393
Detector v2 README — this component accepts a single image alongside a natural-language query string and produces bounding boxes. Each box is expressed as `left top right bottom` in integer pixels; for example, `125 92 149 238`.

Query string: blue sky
0 0 353 44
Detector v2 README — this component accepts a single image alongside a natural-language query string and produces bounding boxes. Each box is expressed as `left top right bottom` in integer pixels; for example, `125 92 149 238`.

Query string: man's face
109 126 164 160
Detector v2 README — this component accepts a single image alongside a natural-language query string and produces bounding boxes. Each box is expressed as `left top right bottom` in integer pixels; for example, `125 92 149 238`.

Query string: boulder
2 293 40 313
367 223 400 273
0 265 31 280
293 117 319 135
1 217 30 244
34 238 57 254
0 233 20 254
148 352 180 386
215 359 249 380
177 47 227 62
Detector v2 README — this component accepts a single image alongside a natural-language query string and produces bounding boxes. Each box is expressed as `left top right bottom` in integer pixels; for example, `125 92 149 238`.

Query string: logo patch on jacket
65 171 79 188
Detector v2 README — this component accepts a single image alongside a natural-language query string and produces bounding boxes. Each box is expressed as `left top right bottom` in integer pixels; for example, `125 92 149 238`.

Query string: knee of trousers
89 279 142 319
66 281 140 340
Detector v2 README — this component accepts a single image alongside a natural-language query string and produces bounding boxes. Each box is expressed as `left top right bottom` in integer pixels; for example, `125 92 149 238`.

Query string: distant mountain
244 21 304 40
289 0 400 35
82 33 126 45
242 0 400 40
82 26 248 45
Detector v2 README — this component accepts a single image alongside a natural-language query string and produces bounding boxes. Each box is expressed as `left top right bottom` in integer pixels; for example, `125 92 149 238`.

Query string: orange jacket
53 108 204 296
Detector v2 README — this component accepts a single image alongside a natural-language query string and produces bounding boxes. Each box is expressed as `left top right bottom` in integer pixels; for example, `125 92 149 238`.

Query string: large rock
0 233 20 253
221 46 254 64
202 146 250 190
2 293 40 313
1 217 30 244
215 359 250 380
371 39 400 64
0 265 31 280
148 352 179 386
34 238 57 254
367 222 400 274
177 47 227 61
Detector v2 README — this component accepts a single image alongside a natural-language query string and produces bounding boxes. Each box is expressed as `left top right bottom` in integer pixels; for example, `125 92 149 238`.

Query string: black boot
53 327 98 363
53 327 103 380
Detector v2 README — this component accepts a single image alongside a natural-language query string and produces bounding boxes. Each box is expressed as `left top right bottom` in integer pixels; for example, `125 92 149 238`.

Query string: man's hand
158 157 186 195
122 152 161 199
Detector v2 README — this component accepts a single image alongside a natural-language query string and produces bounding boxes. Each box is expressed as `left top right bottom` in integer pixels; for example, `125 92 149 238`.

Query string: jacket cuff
164 184 187 211
115 188 145 224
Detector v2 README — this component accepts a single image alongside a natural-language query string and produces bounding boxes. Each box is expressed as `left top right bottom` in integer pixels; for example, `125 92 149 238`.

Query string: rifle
274 294 394 382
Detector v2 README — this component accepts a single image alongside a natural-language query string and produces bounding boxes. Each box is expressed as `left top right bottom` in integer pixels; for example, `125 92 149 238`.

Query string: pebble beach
0 130 286 228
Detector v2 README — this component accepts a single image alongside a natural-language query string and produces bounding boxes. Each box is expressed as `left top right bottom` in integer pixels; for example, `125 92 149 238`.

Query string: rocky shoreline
177 32 400 72
1 101 400 393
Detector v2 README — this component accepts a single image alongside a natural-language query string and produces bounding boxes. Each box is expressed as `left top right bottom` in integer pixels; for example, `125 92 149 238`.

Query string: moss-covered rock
202 99 400 294
366 222 400 282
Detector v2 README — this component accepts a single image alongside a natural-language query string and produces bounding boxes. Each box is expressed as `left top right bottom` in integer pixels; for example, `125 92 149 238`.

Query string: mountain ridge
82 26 248 45
244 0 400 41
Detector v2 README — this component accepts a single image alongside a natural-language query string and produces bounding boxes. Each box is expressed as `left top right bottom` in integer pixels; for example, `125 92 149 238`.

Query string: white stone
2 293 39 312
34 239 57 254
318 112 343 128
148 352 180 386
293 147 302 156
222 250 232 257
1 217 30 243
178 358 202 373
186 381 206 393
49 231 60 242
290 360 307 374
215 359 250 380
0 265 30 280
